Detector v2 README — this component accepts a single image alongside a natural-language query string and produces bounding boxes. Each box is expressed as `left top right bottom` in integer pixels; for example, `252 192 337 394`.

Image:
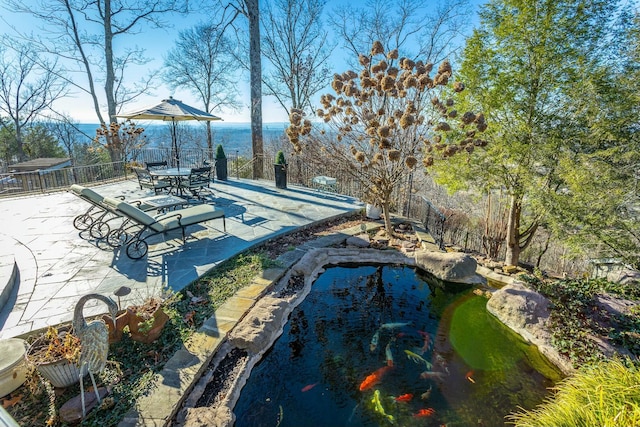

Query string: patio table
149 168 191 196
312 175 337 193
135 194 186 212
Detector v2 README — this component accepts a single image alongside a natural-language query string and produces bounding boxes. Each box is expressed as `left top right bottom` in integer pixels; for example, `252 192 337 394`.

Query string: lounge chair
70 184 124 239
178 166 214 201
110 199 226 259
133 167 171 194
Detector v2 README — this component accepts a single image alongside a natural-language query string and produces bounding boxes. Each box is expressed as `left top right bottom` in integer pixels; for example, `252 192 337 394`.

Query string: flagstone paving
0 177 361 339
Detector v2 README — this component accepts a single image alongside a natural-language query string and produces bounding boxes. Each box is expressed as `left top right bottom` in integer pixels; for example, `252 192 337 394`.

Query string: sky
0 0 481 124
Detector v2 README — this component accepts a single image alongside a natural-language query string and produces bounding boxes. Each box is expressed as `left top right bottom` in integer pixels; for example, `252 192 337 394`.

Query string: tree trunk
245 0 264 179
206 121 213 160
382 200 395 237
103 0 120 163
504 194 522 266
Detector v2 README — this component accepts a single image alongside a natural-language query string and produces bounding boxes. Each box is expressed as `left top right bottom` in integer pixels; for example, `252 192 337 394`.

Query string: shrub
215 144 226 159
508 358 640 427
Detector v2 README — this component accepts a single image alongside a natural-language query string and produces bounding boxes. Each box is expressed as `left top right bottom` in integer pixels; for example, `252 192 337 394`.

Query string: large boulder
228 297 290 355
414 250 482 284
486 281 574 375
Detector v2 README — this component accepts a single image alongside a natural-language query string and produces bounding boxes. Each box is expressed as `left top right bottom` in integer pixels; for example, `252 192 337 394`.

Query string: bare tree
287 41 486 235
163 23 241 156
3 0 187 163
0 44 67 161
261 0 333 117
329 0 471 67
217 0 263 178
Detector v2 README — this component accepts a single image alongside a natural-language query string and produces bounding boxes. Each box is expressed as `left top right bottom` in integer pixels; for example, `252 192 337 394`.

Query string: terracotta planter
127 306 169 344
102 309 130 344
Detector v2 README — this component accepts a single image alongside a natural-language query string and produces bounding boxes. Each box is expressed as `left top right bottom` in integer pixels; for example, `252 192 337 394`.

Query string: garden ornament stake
72 293 118 418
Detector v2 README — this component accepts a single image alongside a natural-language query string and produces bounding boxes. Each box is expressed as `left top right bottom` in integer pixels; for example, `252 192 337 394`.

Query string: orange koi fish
301 383 318 392
395 393 413 402
359 366 392 391
413 408 436 418
465 371 476 384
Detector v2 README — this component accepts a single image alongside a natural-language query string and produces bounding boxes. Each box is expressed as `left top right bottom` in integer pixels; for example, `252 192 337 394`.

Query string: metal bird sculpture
72 293 118 418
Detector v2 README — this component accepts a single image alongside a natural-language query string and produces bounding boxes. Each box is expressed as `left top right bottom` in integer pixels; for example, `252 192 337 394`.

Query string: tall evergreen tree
434 0 628 267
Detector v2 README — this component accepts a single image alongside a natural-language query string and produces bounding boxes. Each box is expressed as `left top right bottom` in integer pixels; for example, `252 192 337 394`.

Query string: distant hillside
77 122 290 156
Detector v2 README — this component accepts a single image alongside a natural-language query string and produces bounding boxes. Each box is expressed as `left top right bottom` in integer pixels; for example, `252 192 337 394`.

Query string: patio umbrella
116 96 223 170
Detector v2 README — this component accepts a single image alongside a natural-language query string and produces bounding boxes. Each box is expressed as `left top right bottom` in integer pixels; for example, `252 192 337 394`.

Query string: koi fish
413 408 435 418
420 370 447 380
301 383 318 392
371 389 395 423
380 321 413 330
404 349 433 369
370 329 380 352
421 385 432 400
465 371 476 384
417 330 431 354
385 340 394 367
359 366 392 391
395 393 413 402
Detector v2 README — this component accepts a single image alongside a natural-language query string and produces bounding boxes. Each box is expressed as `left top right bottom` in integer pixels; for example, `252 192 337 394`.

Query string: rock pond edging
486 281 574 376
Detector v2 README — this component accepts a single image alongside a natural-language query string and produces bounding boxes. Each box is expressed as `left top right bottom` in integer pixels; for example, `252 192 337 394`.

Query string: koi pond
233 264 563 426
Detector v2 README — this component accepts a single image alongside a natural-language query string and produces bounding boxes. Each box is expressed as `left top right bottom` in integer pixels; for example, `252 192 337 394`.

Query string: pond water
233 265 563 426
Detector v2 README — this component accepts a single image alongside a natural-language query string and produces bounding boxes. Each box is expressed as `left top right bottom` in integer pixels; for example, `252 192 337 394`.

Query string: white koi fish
420 370 448 380
380 321 413 330
370 329 381 352
385 340 394 367
404 349 433 369
421 385 433 400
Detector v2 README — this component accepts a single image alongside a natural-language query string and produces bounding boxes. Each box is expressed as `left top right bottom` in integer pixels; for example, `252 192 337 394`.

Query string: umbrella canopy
116 97 223 169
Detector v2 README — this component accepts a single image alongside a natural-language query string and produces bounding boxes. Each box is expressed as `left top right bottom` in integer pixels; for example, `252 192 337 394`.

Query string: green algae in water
449 294 562 382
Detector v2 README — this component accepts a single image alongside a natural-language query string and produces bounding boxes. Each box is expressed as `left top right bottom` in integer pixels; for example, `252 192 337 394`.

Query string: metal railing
0 162 130 196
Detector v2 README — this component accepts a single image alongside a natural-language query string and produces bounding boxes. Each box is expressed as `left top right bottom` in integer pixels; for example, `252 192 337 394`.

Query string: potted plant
26 325 84 388
214 144 228 181
126 298 169 344
274 150 287 189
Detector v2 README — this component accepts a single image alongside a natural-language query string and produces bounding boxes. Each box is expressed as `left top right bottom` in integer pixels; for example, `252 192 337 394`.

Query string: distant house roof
10 158 71 172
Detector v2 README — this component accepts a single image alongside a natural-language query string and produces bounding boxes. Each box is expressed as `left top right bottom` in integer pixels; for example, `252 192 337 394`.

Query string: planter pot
215 159 228 181
274 164 287 189
365 203 382 220
34 358 85 388
26 327 86 388
127 306 169 344
102 309 130 344
0 338 29 397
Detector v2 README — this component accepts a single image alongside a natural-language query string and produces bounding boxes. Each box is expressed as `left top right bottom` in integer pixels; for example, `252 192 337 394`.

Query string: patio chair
145 161 168 172
133 167 171 194
179 166 214 201
70 184 125 239
111 199 226 259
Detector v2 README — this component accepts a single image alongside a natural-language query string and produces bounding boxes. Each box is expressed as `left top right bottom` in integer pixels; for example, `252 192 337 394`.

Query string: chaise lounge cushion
70 185 104 204
116 201 163 231
115 200 225 233
155 204 224 230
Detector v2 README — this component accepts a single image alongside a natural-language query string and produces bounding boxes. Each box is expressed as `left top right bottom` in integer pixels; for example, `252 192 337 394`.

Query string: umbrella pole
172 119 180 171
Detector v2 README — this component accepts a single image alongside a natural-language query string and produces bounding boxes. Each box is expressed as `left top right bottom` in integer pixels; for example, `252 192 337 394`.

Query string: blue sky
1 0 482 124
